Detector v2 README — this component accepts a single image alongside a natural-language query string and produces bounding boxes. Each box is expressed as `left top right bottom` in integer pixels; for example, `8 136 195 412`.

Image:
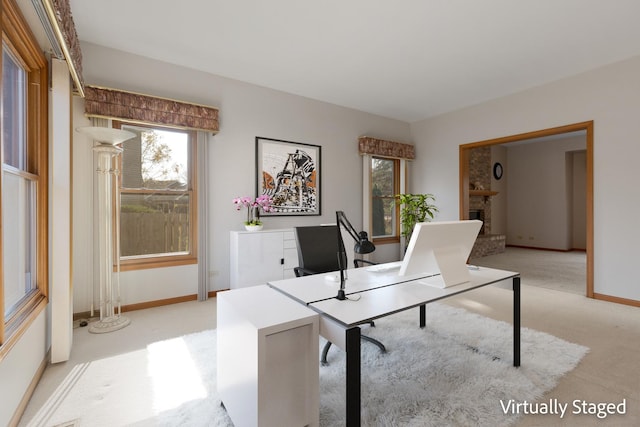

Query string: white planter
244 224 264 231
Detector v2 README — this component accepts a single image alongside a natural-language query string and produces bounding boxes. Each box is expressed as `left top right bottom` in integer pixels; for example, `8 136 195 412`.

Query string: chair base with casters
295 264 387 365
313 258 388 364
353 258 376 268
321 334 386 366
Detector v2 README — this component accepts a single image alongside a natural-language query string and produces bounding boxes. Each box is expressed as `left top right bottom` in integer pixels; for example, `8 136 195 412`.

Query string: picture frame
255 136 321 216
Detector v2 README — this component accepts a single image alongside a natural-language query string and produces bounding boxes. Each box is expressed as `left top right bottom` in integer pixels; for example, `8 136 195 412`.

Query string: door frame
459 121 594 297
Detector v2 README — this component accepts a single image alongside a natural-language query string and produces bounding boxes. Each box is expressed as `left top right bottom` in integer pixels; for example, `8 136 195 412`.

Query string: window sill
119 256 197 272
372 236 400 245
0 294 47 363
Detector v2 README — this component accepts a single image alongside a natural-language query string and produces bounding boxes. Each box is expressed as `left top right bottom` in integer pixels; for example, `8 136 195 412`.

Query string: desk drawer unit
217 285 319 427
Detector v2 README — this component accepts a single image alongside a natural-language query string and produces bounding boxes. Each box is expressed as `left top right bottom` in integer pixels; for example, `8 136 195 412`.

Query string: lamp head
354 231 375 254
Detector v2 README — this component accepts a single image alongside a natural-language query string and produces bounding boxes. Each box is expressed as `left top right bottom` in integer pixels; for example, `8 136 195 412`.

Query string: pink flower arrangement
233 195 274 225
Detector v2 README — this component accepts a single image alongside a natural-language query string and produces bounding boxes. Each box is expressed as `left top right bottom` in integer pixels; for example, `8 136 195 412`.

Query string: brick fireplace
469 147 506 258
469 208 486 234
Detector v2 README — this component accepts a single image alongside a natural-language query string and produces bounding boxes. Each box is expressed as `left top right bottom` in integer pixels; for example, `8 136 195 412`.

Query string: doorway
459 121 594 297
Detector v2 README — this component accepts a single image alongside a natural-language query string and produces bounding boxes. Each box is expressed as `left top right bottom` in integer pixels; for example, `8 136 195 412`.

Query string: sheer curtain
197 131 210 300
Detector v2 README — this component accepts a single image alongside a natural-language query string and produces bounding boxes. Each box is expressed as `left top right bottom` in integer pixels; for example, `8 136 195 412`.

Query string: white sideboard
230 229 298 289
217 285 319 427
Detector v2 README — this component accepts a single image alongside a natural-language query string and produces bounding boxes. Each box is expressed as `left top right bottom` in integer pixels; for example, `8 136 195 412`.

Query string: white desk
269 264 520 427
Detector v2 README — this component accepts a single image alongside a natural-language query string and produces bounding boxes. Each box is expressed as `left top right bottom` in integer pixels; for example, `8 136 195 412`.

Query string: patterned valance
358 136 415 160
36 0 84 95
84 86 220 133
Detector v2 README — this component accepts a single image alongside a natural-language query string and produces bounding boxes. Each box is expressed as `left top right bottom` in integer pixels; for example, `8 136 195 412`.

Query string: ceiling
67 0 640 123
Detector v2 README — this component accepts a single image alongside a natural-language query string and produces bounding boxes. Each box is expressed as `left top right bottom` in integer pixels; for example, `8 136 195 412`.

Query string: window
114 122 197 270
370 157 400 242
1 0 49 356
360 136 412 246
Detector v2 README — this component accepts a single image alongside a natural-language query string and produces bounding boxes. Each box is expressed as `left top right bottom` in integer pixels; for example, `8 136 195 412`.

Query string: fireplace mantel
469 190 498 197
470 189 498 202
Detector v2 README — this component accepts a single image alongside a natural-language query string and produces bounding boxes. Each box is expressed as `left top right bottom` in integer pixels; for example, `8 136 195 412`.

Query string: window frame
369 156 401 244
363 154 409 247
113 121 198 271
0 0 49 358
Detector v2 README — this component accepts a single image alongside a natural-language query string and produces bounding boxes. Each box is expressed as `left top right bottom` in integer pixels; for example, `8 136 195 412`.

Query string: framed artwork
255 136 321 216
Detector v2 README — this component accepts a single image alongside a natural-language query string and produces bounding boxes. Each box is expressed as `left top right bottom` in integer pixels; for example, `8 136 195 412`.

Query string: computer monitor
398 220 482 288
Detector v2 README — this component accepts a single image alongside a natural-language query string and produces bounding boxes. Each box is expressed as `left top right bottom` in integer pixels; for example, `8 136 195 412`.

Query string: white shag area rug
28 303 588 427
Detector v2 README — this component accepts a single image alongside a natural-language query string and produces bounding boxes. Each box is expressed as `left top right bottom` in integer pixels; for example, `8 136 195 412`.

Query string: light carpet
28 303 588 427
470 247 586 295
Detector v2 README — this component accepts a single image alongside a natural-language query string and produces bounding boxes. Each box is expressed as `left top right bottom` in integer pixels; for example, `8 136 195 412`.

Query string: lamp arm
335 210 375 300
336 211 348 300
336 210 360 243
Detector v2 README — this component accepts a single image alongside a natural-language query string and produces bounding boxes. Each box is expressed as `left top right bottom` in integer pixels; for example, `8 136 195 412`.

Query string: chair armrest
354 259 378 268
294 266 319 277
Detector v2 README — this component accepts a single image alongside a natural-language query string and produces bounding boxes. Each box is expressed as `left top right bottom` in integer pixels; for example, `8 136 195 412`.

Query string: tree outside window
371 157 399 239
116 122 197 270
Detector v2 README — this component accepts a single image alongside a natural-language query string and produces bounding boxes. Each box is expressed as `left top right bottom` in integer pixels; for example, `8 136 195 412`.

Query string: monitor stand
418 246 471 288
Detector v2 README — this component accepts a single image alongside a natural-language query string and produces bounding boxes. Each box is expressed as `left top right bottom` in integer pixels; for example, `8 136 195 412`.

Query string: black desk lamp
336 211 376 300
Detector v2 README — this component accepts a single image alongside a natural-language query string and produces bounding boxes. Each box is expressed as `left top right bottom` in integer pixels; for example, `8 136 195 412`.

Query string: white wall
71 99 95 313
490 145 507 234
72 42 412 311
572 150 587 249
506 136 585 249
0 311 47 427
410 55 640 301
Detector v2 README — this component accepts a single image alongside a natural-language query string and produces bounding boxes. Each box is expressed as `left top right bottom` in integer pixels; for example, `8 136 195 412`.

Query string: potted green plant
396 193 438 244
